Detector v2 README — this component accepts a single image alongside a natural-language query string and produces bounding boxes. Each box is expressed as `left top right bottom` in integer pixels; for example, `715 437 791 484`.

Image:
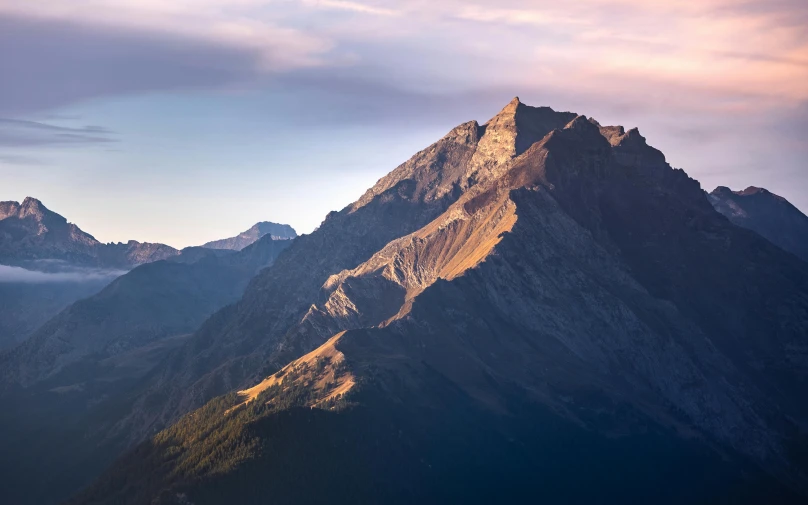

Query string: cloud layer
0 118 117 147
1 0 805 115
0 263 126 283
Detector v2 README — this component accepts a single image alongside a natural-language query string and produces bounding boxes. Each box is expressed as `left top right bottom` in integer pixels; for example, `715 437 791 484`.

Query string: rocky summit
3 99 808 505
202 222 297 251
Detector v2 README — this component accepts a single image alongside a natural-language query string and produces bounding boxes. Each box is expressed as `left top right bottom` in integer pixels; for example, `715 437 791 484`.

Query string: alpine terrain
3 99 807 505
0 198 180 349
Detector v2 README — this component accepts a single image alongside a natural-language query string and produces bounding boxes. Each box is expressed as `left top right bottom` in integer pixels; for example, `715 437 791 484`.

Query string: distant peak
21 196 44 209
203 221 297 251
710 186 733 196
712 186 771 197
739 186 767 196
18 196 51 219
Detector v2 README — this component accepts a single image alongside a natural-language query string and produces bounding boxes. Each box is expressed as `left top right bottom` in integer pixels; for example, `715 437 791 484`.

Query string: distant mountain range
0 198 295 350
2 99 808 505
0 197 179 268
203 222 297 250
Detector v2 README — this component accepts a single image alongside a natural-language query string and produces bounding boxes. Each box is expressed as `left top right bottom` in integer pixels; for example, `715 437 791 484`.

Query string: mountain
0 235 294 504
709 186 808 261
0 197 180 349
62 98 808 504
203 222 297 251
0 197 180 268
3 99 808 504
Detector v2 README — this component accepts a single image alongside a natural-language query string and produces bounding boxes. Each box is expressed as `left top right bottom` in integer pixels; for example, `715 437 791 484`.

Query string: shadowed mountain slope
0 235 294 505
709 185 808 261
69 99 808 504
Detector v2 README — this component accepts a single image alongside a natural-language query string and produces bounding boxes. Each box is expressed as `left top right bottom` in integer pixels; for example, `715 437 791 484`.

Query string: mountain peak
739 186 769 196
711 186 733 196
0 200 21 220
477 99 578 163
711 185 785 201
203 221 297 251
19 197 49 219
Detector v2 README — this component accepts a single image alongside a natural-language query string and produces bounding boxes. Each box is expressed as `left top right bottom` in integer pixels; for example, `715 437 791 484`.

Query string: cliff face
709 185 808 261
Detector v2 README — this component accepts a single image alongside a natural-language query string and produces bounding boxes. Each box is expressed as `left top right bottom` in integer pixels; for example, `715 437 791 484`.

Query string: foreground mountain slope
202 222 297 250
0 235 294 505
73 99 808 504
709 185 808 261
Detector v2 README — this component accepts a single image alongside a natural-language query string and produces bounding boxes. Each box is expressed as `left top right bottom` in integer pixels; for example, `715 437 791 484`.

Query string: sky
0 0 806 248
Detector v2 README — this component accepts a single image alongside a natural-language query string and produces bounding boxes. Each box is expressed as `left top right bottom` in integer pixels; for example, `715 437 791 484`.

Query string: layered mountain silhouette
709 186 808 261
0 234 294 504
202 222 297 250
0 197 179 268
3 99 808 504
0 199 297 350
0 198 180 349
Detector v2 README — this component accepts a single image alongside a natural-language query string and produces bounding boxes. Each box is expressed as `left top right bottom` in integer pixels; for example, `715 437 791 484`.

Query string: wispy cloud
302 0 399 16
0 118 117 147
0 153 46 165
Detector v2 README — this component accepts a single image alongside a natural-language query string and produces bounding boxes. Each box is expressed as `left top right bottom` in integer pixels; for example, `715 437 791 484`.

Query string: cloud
0 118 117 147
0 264 126 283
0 8 333 115
301 0 399 16
0 153 46 165
1 0 806 117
